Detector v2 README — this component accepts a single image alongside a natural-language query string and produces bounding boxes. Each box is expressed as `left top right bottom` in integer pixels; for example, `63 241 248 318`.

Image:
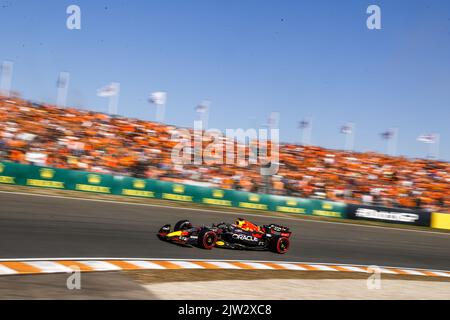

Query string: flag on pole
195 100 210 113
56 72 70 108
57 72 69 89
417 134 437 144
0 61 13 97
341 123 355 151
97 82 120 115
379 128 399 156
195 100 211 130
149 91 167 105
267 112 280 129
1 61 13 77
340 124 353 134
380 130 394 140
298 120 310 129
97 83 119 97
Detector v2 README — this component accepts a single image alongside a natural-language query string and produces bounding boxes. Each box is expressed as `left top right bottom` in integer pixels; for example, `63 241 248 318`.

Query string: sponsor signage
26 168 64 189
236 192 269 211
159 182 194 202
3 161 441 229
270 195 311 214
431 212 450 230
202 189 233 207
311 200 347 219
119 177 156 198
0 162 21 184
346 204 431 226
74 173 112 193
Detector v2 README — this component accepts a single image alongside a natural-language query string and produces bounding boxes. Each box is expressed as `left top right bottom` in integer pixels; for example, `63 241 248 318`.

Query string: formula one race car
157 218 291 254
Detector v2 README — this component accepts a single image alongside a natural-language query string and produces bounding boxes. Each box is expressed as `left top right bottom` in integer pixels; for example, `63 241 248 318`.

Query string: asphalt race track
0 192 449 270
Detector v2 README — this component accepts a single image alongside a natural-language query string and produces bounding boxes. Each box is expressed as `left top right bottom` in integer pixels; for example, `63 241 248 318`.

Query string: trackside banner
0 161 344 218
430 212 450 230
346 204 431 227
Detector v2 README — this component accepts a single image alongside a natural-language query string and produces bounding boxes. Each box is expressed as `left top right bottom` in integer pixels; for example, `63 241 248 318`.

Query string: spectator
0 96 448 212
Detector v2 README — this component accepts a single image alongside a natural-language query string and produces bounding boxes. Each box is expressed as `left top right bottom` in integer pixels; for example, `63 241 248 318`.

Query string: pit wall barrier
0 161 442 228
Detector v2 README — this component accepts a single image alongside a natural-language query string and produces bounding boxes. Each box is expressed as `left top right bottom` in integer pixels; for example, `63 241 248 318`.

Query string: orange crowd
0 96 448 213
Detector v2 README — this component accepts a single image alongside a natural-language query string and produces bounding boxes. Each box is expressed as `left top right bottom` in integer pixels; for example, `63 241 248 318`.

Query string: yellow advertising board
431 212 450 230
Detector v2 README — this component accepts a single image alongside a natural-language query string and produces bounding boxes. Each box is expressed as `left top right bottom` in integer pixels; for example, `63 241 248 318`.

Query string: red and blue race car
158 218 291 254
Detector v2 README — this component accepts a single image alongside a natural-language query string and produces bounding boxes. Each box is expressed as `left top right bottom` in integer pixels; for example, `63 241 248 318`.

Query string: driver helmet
235 218 260 232
235 218 246 228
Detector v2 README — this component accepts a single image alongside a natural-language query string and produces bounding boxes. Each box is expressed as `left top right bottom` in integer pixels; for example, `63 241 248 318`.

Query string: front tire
198 230 217 250
158 224 171 240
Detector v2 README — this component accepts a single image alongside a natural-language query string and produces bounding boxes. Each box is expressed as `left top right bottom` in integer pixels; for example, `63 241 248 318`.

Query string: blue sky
1 0 449 160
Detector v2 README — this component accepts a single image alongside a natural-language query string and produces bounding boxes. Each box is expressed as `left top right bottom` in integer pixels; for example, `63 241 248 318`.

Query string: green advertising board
197 187 234 208
157 180 197 203
0 162 26 185
0 161 347 219
67 171 115 194
115 176 158 199
232 190 271 211
24 166 66 189
310 199 347 219
268 195 312 215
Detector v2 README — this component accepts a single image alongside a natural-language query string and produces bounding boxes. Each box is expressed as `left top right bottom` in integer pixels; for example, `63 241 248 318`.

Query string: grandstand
0 95 448 213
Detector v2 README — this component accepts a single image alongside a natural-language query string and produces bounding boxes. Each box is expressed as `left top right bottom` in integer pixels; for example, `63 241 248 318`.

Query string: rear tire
270 236 290 254
198 230 217 250
174 220 192 231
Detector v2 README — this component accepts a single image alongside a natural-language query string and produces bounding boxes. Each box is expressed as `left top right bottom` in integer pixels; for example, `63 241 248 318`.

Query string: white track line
0 190 448 236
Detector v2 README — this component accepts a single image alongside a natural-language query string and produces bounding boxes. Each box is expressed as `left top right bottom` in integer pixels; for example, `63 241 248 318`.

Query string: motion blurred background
0 0 449 212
